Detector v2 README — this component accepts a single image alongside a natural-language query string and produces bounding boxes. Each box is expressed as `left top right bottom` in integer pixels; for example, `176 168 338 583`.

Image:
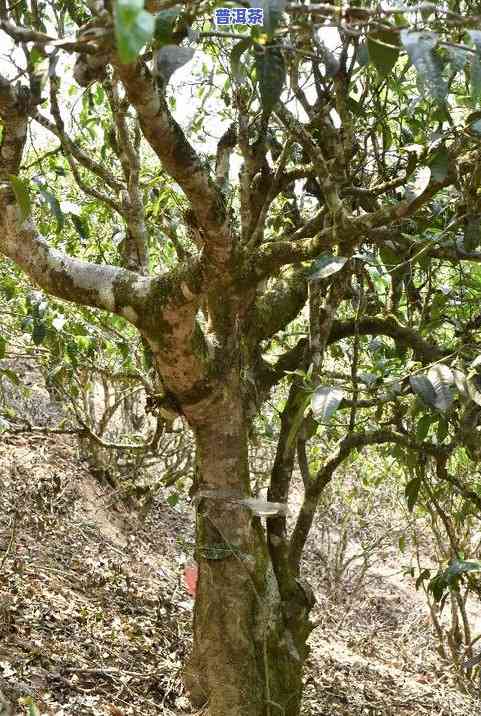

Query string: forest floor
0 365 479 715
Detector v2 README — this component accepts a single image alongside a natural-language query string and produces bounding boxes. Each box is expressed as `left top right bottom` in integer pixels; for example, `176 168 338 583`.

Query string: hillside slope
0 368 478 715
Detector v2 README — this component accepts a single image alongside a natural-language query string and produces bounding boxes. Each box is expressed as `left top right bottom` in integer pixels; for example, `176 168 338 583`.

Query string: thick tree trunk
183 375 314 716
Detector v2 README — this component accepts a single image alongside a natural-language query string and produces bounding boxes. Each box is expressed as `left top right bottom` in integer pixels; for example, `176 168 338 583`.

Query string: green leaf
427 364 454 412
154 45 195 84
231 37 252 83
415 568 431 589
404 166 431 201
405 475 422 513
8 174 31 222
115 0 155 65
398 534 406 553
71 214 89 241
0 335 6 360
167 492 179 507
453 368 469 398
310 386 345 423
428 572 446 602
379 244 399 269
306 255 347 280
409 374 437 408
254 43 285 116
39 188 64 232
153 8 179 45
28 702 41 716
428 145 449 182
0 367 19 385
367 31 400 78
445 558 481 579
416 414 432 442
32 320 47 346
400 30 447 103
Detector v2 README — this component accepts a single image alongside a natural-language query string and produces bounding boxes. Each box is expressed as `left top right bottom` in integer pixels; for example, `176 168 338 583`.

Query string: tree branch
114 59 232 267
329 315 445 364
288 429 449 571
248 266 308 342
0 198 149 316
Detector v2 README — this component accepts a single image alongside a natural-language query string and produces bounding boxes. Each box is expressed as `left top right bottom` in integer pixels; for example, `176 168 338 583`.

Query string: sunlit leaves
404 166 431 201
231 38 252 83
428 145 449 183
115 0 155 64
405 475 422 512
311 386 345 423
400 31 447 103
155 45 195 83
427 365 455 412
409 365 454 412
367 31 400 78
38 188 64 233
306 255 347 281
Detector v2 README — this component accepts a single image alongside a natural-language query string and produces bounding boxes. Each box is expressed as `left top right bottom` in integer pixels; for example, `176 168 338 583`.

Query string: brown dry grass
0 367 479 714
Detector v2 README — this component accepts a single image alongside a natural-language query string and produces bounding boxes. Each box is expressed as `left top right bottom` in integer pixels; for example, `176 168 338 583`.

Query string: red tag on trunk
184 564 198 597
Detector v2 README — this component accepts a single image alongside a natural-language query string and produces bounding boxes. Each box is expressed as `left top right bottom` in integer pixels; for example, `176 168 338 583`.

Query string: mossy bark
183 375 313 716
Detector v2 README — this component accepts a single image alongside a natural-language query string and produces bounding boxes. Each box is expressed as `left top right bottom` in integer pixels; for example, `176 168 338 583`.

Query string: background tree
4 1 481 714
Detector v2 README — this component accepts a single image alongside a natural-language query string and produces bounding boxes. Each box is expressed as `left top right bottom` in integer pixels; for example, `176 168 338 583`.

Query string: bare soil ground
0 368 479 714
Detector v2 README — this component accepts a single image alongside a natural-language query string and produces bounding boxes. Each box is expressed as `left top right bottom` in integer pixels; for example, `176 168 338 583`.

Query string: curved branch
115 60 231 266
256 338 308 395
250 167 455 278
0 199 149 316
288 430 448 571
34 111 124 194
329 315 445 364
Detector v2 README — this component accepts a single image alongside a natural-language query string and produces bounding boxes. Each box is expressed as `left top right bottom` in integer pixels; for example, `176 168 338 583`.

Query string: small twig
0 511 17 574
62 666 161 679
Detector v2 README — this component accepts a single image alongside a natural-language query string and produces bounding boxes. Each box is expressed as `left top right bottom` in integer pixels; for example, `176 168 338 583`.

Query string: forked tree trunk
183 375 314 716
